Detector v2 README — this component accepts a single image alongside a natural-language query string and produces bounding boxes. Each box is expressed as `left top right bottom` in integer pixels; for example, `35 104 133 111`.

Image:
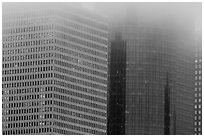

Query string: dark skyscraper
2 3 108 135
104 3 199 135
107 32 126 135
164 73 170 135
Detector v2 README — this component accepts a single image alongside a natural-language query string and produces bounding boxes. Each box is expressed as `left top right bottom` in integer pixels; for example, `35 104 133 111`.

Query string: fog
3 2 201 40
84 3 201 29
82 3 201 40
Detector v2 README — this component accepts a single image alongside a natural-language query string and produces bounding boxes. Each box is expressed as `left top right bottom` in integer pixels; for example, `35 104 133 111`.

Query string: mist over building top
2 2 108 25
2 2 201 48
93 2 201 39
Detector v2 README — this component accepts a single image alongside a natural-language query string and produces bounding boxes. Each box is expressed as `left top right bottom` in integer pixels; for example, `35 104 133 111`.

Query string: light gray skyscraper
194 27 202 135
2 3 108 135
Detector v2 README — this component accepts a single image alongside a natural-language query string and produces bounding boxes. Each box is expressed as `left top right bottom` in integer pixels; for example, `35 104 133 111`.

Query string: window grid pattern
194 36 202 135
3 5 108 135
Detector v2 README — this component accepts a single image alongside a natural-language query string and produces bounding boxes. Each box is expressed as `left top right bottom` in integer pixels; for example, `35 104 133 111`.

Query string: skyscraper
194 27 202 135
107 3 196 135
2 3 108 135
107 32 126 135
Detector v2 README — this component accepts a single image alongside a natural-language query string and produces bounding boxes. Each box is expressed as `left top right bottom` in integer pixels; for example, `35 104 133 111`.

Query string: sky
81 2 201 34
3 2 202 37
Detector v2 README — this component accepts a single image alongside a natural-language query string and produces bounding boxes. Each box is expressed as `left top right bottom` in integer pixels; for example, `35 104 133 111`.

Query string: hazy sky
3 2 201 36
81 2 201 33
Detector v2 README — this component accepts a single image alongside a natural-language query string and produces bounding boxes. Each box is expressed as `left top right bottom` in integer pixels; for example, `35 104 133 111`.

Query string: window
195 94 197 97
195 71 197 74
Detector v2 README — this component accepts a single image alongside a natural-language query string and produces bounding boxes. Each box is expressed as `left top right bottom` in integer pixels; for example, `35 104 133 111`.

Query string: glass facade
2 3 108 135
124 25 194 135
108 32 126 134
109 11 195 135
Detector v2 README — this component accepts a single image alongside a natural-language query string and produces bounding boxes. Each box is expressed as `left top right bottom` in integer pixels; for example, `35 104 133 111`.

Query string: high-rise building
2 3 108 135
107 32 126 135
194 28 202 135
107 4 196 135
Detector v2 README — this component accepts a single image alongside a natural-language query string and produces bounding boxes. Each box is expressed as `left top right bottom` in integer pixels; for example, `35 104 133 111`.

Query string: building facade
108 5 195 135
107 32 126 135
2 3 108 135
194 29 202 135
124 26 194 135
